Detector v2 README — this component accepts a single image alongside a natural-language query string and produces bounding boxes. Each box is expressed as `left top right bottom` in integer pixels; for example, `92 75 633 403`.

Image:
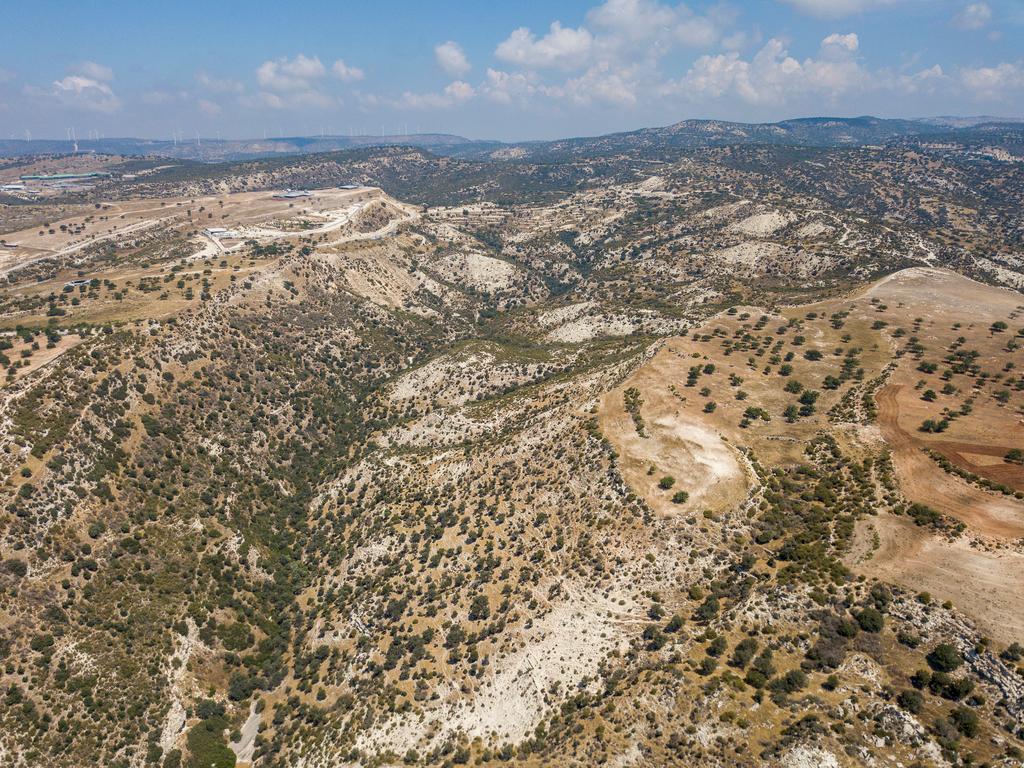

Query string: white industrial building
203 227 238 238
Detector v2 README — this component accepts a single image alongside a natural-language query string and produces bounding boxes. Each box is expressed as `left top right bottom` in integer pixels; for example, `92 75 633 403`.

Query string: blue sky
1 0 1022 141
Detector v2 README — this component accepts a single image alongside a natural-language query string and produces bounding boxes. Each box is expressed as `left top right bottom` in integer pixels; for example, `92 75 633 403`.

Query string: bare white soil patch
726 210 795 237
434 250 522 292
698 200 751 221
382 408 501 448
598 341 750 518
536 301 688 343
795 220 834 239
229 701 262 766
636 175 666 192
535 302 596 329
545 314 639 343
783 745 841 768
327 245 454 317
159 620 203 753
388 350 493 405
716 241 784 267
611 409 748 513
355 589 629 754
489 146 528 160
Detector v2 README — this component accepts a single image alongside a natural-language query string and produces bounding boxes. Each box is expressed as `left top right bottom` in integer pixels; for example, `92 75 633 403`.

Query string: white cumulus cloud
674 34 870 105
255 54 335 109
73 61 113 82
587 0 676 43
496 22 594 70
821 32 859 53
332 59 365 82
256 54 326 92
779 0 903 18
396 80 475 110
486 0 738 110
480 68 539 104
959 61 1024 98
52 74 121 112
198 99 223 117
546 62 639 106
953 2 992 29
435 41 471 77
141 90 190 105
587 0 734 50
896 64 946 94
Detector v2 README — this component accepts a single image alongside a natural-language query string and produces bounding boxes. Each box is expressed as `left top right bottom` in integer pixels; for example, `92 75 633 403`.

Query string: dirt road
875 383 1024 538
852 514 1024 645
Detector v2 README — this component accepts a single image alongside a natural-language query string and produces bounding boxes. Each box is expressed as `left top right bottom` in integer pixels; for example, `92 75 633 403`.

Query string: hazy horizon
3 112 1024 147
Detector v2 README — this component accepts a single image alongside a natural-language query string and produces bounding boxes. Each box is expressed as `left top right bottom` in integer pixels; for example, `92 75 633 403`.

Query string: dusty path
0 215 176 276
876 383 1024 538
0 186 390 275
229 701 261 767
852 514 1024 645
836 268 1024 645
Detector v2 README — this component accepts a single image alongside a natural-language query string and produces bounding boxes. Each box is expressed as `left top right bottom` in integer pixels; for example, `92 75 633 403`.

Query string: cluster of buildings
19 171 112 181
270 185 362 200
1 183 30 195
3 171 115 198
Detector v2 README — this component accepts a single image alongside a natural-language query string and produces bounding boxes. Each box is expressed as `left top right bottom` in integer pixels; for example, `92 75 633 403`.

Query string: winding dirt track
832 268 1024 643
860 514 1024 644
875 383 1024 538
851 381 1024 644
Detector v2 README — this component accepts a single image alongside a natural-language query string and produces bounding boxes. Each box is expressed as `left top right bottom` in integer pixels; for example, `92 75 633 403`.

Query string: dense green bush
855 607 884 633
927 643 963 673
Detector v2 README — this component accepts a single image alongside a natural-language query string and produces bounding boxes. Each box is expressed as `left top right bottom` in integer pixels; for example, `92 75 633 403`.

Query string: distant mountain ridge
0 132 484 163
918 115 1024 128
444 115 1024 161
1 115 1021 163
